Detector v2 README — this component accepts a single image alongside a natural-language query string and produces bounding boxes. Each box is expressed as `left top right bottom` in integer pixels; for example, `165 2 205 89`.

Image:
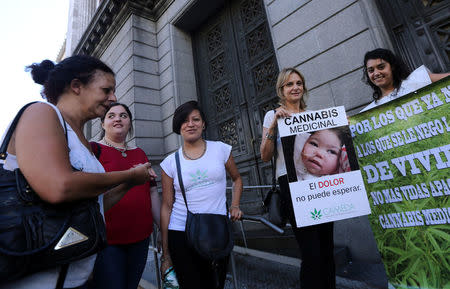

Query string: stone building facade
64 0 449 264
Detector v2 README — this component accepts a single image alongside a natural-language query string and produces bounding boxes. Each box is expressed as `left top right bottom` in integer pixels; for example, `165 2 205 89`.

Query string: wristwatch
265 133 275 140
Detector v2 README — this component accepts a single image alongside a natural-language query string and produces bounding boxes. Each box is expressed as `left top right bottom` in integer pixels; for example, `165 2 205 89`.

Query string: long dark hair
363 48 410 101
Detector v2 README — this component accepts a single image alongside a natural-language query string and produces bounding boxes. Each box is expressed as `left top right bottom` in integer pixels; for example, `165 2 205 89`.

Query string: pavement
139 245 387 289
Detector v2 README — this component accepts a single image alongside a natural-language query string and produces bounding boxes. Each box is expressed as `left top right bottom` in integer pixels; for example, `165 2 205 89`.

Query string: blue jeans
90 237 150 289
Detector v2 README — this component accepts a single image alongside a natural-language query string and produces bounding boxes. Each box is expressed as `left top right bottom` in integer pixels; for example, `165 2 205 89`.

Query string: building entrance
193 0 279 214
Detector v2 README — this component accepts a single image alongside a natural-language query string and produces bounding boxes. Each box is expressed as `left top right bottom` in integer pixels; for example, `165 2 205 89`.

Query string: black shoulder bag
174 151 233 261
263 110 286 228
0 102 107 285
263 148 286 228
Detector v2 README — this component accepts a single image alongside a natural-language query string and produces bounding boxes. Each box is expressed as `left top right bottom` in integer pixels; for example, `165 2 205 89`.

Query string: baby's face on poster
301 130 341 176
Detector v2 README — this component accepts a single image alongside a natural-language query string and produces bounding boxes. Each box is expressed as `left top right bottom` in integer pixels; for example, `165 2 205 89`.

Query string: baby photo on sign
277 106 370 227
286 127 358 182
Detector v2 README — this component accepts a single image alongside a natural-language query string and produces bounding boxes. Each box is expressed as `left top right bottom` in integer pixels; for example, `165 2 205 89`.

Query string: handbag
263 159 286 228
0 102 107 285
174 151 233 261
263 117 286 228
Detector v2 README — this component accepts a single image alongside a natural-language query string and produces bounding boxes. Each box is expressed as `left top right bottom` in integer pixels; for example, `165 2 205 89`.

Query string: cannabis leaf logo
310 208 322 220
189 169 208 183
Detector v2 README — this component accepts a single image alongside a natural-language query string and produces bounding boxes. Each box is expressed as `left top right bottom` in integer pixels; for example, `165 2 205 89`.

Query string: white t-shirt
0 101 105 289
160 141 231 231
263 110 287 178
362 65 431 112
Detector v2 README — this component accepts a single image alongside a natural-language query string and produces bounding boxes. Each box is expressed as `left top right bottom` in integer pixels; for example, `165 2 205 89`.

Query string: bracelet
265 133 275 140
160 255 170 262
229 205 240 210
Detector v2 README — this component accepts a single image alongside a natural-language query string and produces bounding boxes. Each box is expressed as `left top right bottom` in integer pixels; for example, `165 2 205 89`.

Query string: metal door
376 0 450 72
193 0 279 214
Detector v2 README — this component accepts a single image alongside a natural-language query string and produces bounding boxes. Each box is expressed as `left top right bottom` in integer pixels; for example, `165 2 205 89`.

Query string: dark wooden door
376 0 450 72
193 0 279 214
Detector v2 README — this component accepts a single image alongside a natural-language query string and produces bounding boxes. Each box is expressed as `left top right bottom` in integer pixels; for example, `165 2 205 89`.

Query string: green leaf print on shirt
189 169 208 182
188 169 214 189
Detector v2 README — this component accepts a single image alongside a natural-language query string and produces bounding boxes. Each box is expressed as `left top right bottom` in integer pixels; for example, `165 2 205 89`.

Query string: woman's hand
229 205 243 221
274 106 292 120
148 165 157 179
129 162 152 185
160 255 172 279
268 107 291 131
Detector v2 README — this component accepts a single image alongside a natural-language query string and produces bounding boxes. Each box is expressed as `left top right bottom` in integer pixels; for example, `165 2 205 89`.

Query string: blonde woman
260 68 335 289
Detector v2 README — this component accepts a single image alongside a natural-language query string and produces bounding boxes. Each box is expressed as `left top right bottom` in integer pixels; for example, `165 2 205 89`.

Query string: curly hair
362 48 410 101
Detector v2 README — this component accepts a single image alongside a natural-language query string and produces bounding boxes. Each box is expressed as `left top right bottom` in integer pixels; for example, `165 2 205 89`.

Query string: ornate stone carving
246 23 270 60
252 57 277 94
239 0 263 26
207 25 223 55
214 85 232 113
219 119 238 146
209 53 225 83
433 20 450 62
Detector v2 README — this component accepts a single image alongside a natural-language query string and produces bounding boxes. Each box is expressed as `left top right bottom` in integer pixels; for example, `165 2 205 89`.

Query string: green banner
349 77 450 289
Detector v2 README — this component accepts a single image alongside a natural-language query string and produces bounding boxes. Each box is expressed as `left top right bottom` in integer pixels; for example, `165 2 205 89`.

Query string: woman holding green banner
362 48 449 111
260 67 335 289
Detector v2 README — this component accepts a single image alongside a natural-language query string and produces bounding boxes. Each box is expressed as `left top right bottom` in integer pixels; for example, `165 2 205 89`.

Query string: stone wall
265 0 391 114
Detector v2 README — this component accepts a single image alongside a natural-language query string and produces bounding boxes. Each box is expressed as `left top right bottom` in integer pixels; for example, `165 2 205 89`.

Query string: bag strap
55 264 69 289
90 142 102 159
271 109 278 190
0 102 69 161
174 151 189 210
0 102 37 160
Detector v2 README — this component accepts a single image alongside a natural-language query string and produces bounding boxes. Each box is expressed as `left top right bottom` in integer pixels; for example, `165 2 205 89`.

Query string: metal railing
229 215 284 289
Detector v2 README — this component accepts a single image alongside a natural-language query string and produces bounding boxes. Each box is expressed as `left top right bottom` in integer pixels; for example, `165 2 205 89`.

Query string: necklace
182 140 207 160
103 138 128 157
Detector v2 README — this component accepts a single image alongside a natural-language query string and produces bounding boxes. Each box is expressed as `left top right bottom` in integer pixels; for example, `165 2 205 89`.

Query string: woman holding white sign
260 68 336 289
362 48 449 111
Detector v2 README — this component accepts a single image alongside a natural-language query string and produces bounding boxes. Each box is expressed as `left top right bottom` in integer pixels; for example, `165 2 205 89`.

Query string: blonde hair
276 67 307 110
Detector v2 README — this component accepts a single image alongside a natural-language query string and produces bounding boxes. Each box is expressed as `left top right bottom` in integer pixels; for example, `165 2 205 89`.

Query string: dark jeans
168 230 229 289
278 175 336 289
89 237 150 289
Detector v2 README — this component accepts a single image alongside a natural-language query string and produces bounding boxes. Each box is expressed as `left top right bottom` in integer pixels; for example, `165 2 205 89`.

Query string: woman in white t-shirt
160 101 243 289
0 55 154 289
362 48 449 111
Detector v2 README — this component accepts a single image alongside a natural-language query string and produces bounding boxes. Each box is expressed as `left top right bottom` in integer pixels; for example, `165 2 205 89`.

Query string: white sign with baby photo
278 106 371 227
